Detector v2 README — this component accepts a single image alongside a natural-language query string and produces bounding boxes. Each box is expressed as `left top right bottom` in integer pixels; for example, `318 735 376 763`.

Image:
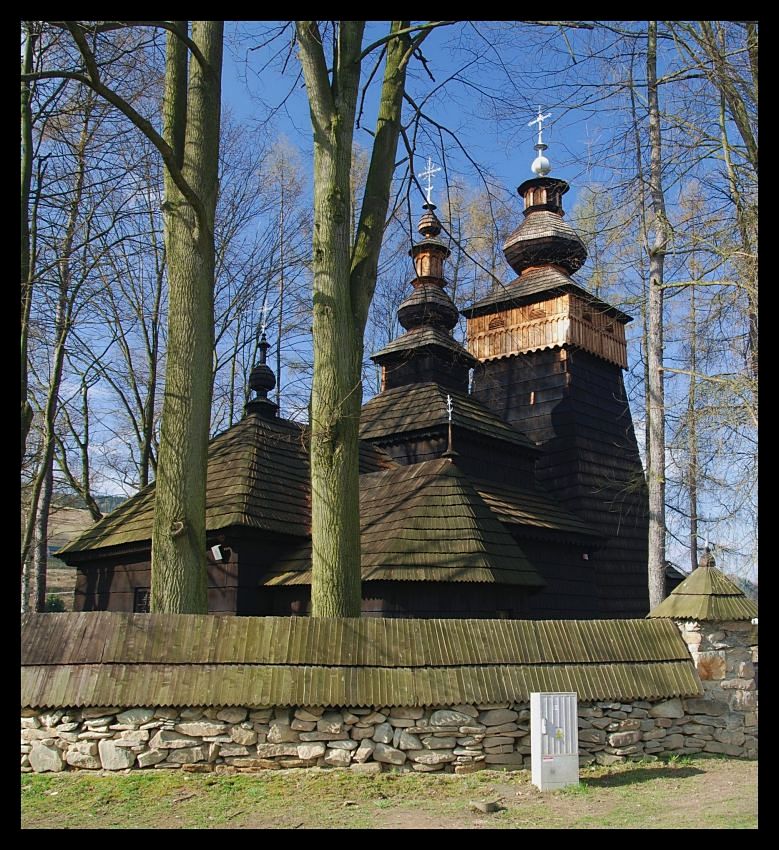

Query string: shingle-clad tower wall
463 170 650 618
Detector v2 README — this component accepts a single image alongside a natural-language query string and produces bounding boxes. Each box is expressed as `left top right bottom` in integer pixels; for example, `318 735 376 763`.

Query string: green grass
21 756 757 830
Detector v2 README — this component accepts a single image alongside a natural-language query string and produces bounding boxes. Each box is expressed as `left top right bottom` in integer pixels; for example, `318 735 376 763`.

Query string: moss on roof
360 382 539 451
21 612 702 708
647 565 758 622
263 459 545 587
58 415 396 556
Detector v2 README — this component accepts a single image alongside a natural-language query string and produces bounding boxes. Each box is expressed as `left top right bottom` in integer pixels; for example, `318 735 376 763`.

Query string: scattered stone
182 763 214 773
459 724 487 734
663 734 685 749
229 758 281 769
329 739 359 750
471 800 501 813
412 762 444 772
98 740 136 770
64 742 101 770
295 707 324 720
484 752 524 765
291 719 316 731
422 735 457 749
77 731 114 740
483 736 514 747
484 744 514 755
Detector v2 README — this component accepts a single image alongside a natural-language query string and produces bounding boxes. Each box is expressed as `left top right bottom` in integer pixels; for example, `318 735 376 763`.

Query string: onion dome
371 202 476 394
245 333 278 418
502 177 587 276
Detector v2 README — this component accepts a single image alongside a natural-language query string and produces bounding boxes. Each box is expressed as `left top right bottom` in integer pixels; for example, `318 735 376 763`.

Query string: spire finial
443 393 458 460
528 107 552 176
259 295 269 337
418 156 442 206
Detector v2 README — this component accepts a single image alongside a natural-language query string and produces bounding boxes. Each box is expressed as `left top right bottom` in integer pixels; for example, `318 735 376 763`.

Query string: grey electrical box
530 692 579 791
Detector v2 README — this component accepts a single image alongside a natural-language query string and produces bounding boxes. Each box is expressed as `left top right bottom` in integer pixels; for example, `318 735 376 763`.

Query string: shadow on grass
583 766 705 788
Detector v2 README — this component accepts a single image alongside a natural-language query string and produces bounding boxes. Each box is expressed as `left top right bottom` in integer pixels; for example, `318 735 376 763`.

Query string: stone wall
21 694 757 774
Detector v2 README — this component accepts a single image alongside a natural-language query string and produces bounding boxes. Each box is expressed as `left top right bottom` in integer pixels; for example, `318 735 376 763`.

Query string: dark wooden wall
472 346 650 617
253 581 530 619
382 351 470 394
371 430 537 480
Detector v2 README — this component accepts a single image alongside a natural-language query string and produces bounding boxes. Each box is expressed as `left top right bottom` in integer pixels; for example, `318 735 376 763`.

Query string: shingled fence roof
22 613 701 709
647 564 758 622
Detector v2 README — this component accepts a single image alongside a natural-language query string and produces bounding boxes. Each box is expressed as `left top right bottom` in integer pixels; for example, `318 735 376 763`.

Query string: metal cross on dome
259 295 269 336
528 106 552 147
446 393 453 421
418 157 442 206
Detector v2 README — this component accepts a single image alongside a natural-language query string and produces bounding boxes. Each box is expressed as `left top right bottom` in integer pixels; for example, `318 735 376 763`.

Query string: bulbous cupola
502 177 587 275
371 196 476 394
502 108 587 276
245 331 278 418
396 205 459 332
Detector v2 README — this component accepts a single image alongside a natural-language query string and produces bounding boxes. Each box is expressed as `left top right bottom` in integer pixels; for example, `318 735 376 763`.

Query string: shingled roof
21 613 702 708
58 414 395 557
372 325 478 363
647 563 758 622
472 478 603 543
360 382 539 451
262 459 544 587
462 266 632 322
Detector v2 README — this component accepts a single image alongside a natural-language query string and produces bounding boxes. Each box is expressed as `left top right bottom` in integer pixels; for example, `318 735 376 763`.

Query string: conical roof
647 558 757 622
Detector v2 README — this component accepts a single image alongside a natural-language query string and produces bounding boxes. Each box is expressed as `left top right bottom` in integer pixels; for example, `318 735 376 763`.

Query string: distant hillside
51 492 129 514
728 575 758 604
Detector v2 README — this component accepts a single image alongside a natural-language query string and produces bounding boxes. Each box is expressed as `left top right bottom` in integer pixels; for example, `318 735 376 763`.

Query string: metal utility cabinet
531 692 579 791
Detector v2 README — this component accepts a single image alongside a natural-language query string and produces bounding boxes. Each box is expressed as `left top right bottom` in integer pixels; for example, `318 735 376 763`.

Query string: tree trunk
646 21 669 608
688 280 698 574
297 20 413 617
32 464 54 612
21 22 36 465
150 21 223 613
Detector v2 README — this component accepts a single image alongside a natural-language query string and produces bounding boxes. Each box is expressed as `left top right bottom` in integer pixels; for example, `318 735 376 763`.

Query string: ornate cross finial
528 106 552 147
259 296 268 337
443 393 457 460
446 393 453 422
418 157 442 206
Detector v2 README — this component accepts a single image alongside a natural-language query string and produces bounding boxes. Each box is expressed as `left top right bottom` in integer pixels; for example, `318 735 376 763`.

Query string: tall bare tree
295 20 436 616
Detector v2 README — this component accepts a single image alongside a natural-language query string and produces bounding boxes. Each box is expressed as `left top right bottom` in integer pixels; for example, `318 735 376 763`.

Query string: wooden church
59 126 653 620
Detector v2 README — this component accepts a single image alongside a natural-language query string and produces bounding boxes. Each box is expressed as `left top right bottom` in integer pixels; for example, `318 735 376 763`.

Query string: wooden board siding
471 347 649 618
468 292 627 368
21 613 701 708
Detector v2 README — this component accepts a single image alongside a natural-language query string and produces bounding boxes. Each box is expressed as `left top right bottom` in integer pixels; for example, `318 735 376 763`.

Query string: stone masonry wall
20 694 757 774
675 619 758 759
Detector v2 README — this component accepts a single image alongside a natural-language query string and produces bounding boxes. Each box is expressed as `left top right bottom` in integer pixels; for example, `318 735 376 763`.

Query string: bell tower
462 110 650 617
